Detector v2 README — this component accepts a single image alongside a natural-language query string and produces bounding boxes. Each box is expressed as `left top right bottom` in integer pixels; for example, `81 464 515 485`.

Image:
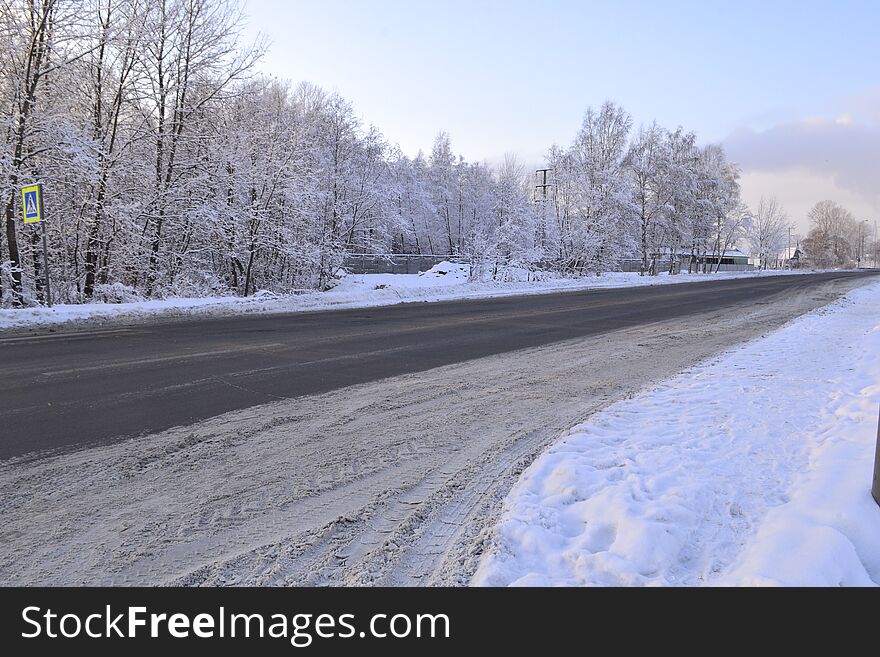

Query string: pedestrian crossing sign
21 184 43 224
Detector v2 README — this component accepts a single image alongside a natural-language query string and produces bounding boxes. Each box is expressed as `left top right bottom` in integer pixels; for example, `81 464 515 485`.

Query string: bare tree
80 0 146 298
802 200 858 268
712 201 748 273
2 0 60 304
135 0 263 294
748 197 788 270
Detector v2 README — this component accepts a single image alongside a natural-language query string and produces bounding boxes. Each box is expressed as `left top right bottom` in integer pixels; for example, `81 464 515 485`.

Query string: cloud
848 86 880 125
737 169 878 232
724 116 880 217
723 87 880 227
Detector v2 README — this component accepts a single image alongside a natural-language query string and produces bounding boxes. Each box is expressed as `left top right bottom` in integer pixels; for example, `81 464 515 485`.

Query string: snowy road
0 271 874 459
0 274 873 586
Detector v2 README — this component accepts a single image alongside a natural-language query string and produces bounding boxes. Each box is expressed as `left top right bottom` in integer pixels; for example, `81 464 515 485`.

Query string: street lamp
858 219 868 269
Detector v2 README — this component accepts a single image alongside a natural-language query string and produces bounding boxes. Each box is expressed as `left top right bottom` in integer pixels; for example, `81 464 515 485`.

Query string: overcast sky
242 0 880 234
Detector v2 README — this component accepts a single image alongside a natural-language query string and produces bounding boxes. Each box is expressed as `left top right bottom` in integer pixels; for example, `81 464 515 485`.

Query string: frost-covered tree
134 0 263 294
685 144 742 274
549 102 637 275
626 122 668 275
1 0 93 304
654 128 698 274
0 1 749 307
428 132 459 255
488 154 537 279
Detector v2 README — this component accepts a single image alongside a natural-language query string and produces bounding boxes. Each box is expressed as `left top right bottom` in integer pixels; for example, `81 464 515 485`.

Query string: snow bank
474 280 880 587
419 260 470 280
0 267 826 332
338 260 470 291
718 353 880 586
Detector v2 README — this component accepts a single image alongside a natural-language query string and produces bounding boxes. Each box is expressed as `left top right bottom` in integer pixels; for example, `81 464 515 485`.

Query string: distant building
779 243 802 269
749 244 802 270
681 248 752 271
757 243 802 269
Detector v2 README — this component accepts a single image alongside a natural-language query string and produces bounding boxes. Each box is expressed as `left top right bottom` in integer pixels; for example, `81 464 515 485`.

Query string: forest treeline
2 1 874 306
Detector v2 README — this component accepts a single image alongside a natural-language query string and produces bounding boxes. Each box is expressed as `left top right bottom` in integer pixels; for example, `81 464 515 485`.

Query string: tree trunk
4 194 24 305
83 177 108 298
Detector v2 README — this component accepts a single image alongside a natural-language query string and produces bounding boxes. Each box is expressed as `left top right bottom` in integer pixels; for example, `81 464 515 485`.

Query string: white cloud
738 169 878 233
724 91 880 227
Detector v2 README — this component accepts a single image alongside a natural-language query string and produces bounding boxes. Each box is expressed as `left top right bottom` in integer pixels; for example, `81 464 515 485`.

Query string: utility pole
535 169 552 251
858 219 867 269
535 168 552 200
788 225 792 269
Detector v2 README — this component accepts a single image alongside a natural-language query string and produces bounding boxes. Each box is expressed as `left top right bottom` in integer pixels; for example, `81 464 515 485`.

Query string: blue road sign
21 185 42 224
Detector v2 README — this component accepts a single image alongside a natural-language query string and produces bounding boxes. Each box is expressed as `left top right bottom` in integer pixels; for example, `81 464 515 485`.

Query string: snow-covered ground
474 279 880 587
0 273 869 586
0 263 821 331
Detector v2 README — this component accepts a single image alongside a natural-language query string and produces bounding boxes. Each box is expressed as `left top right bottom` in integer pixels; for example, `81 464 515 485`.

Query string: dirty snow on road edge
474 280 880 586
0 276 869 586
0 265 821 332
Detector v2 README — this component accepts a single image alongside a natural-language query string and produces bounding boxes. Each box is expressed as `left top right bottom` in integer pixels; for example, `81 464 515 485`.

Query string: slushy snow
474 279 880 587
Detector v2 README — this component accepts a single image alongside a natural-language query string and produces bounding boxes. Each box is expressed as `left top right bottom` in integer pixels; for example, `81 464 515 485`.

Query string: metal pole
858 222 863 269
787 226 792 269
873 403 880 507
41 220 52 307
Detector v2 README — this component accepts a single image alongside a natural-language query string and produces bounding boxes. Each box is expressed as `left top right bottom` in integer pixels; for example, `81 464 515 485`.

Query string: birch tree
564 102 637 275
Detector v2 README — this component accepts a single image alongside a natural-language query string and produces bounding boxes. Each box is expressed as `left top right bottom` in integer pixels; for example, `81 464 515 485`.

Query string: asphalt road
1 271 875 460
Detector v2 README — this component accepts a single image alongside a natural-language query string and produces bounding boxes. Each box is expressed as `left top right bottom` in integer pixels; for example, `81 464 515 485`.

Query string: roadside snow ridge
474 280 880 587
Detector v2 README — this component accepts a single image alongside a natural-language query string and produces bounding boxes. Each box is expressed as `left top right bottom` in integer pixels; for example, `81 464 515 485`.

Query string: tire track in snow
0 278 868 586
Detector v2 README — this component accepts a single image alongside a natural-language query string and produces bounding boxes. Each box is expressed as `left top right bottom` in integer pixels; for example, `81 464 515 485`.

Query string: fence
690 264 754 273
618 259 677 273
620 260 754 273
343 254 755 276
614 260 760 273
342 254 466 275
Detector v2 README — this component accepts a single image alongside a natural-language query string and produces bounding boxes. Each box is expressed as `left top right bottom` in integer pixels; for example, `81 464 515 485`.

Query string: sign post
20 183 52 307
873 403 880 508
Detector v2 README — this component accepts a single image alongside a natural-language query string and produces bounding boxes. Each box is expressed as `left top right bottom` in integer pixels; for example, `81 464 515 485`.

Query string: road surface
1 271 876 460
0 271 876 586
